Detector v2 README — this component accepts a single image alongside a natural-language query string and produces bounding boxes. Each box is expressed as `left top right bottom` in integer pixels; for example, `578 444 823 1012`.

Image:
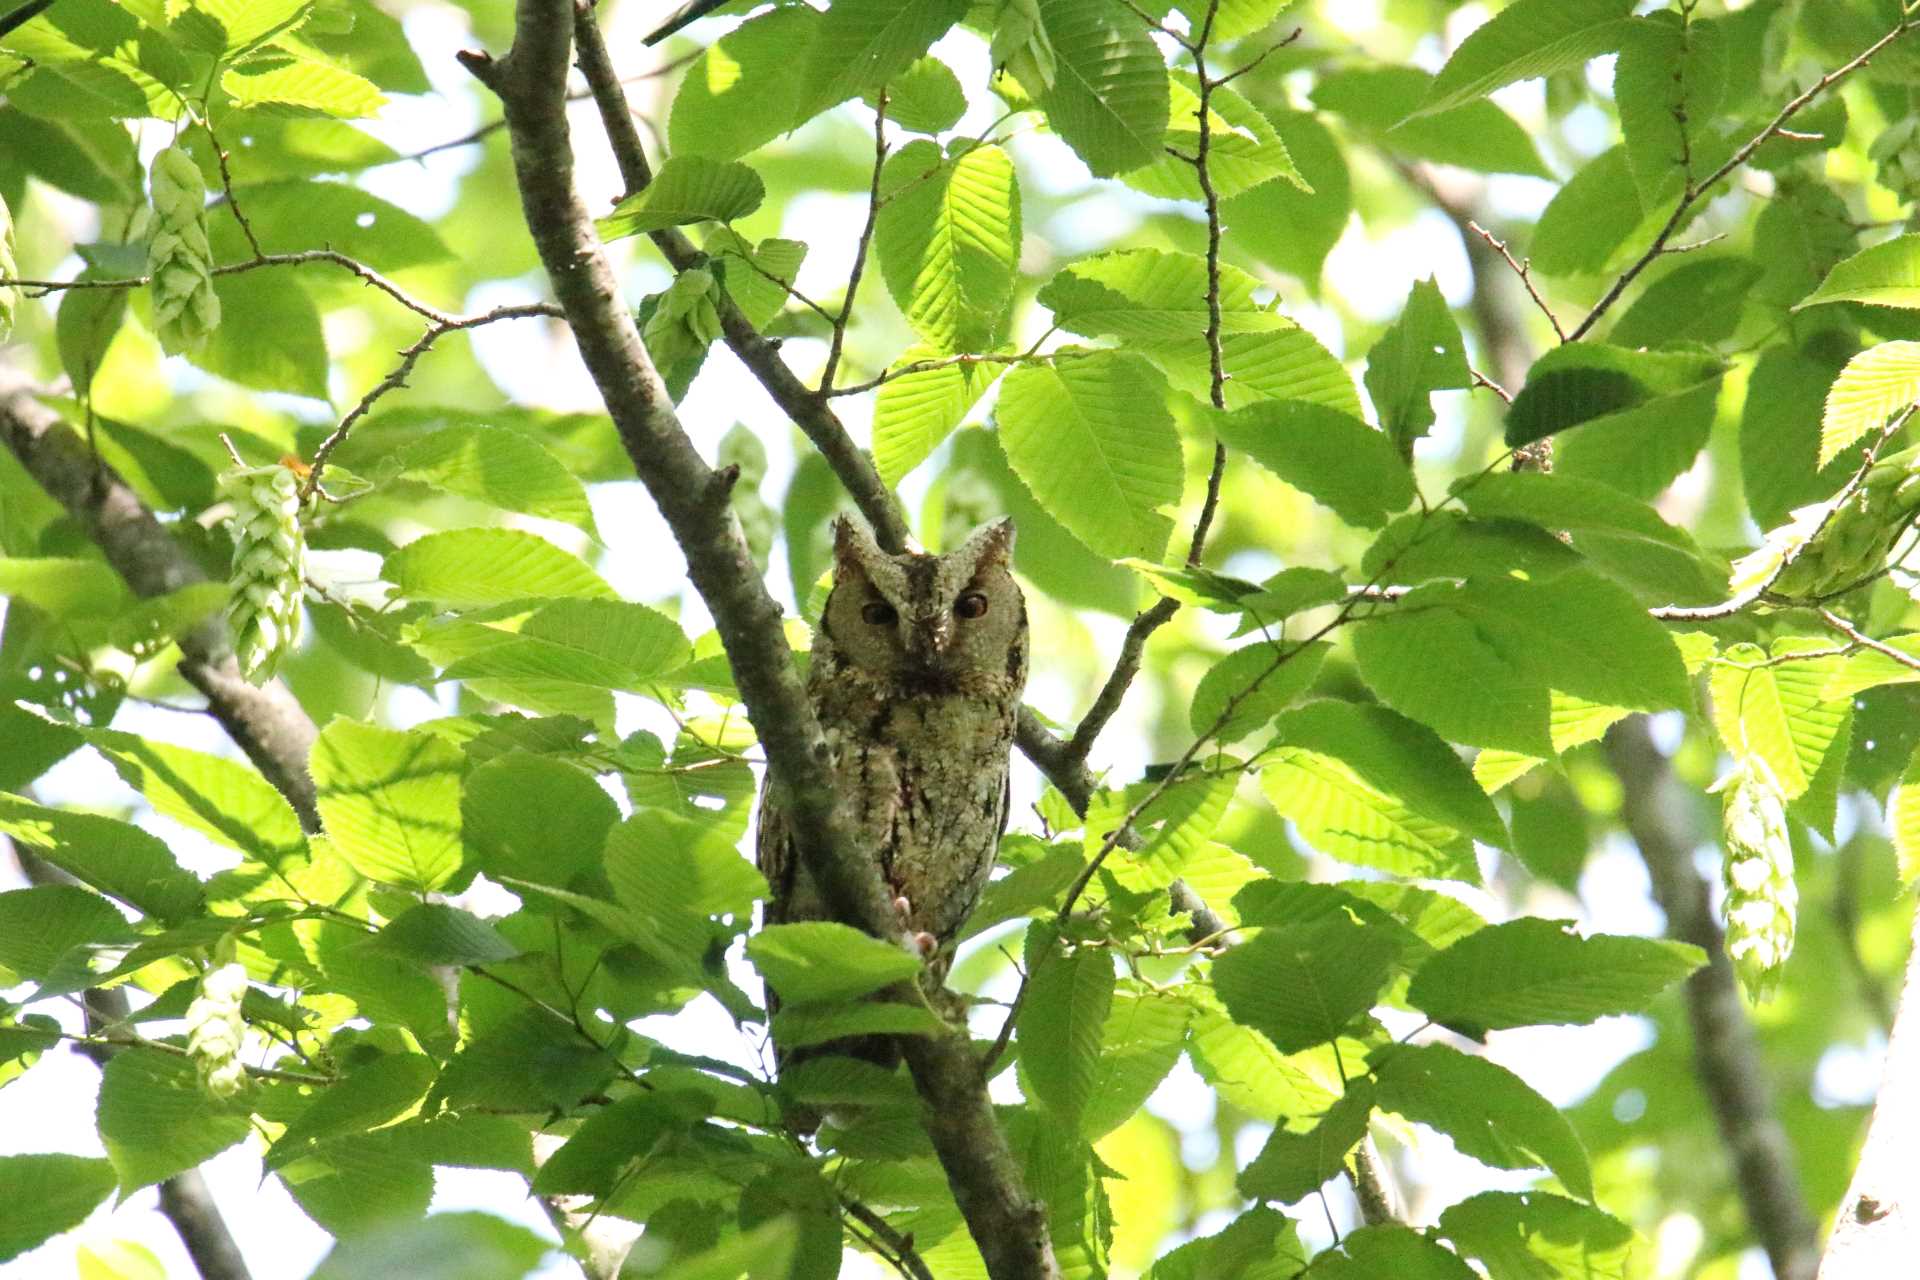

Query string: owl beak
910 613 951 660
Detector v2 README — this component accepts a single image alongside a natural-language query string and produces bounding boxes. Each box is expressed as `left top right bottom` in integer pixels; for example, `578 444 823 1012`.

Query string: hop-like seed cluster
641 265 724 372
220 463 305 683
1721 763 1796 1002
0 192 17 343
1730 445 1920 600
1871 118 1920 206
186 962 250 1098
147 144 220 355
991 0 1057 98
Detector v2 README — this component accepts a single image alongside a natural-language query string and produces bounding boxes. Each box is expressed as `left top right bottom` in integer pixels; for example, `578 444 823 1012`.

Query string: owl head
820 516 1027 692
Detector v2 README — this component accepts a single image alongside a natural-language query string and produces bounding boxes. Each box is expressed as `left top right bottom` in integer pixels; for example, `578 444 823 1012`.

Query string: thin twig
820 89 889 394
841 1197 936 1280
300 301 558 500
1816 609 1920 673
1570 13 1920 341
1466 221 1565 341
0 0 54 40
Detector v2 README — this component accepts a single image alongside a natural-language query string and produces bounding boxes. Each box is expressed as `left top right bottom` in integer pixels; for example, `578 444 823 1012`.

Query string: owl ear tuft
960 517 1016 568
832 514 884 577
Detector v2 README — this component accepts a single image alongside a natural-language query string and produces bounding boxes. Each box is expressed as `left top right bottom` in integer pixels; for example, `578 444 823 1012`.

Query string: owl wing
755 775 797 926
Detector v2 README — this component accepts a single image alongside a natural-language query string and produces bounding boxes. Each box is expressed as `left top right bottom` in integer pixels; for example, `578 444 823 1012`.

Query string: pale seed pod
219 463 306 683
1736 446 1920 600
147 143 221 355
186 962 250 1099
1871 117 1920 207
1720 762 1796 1002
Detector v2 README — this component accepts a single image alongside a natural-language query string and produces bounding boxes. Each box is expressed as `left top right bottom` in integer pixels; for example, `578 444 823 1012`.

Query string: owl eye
861 600 898 626
954 592 989 620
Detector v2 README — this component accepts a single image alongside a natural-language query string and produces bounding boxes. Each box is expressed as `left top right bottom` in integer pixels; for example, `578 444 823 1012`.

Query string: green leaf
1040 248 1290 343
1365 279 1472 454
1505 343 1725 449
703 228 808 332
996 352 1182 560
1418 0 1635 117
1741 342 1855 530
384 529 614 606
1527 147 1647 279
1032 0 1170 177
1190 640 1329 743
960 839 1085 940
0 793 202 923
55 269 127 394
1148 1205 1307 1280
1081 989 1189 1140
1613 13 1727 203
462 752 618 889
1552 374 1721 502
1304 1225 1478 1280
1439 1191 1632 1280
1213 915 1401 1052
667 6 822 161
867 56 965 134
386 424 597 535
872 348 997 485
1238 1082 1375 1203
0 884 131 981
1186 1003 1346 1122
1123 73 1303 202
210 182 449 273
1819 340 1920 467
1216 399 1416 529
1225 109 1352 288
1709 639 1850 803
83 727 308 868
1797 233 1920 311
276 1136 429 1246
308 1212 552 1280
363 905 520 967
1371 1043 1592 1200
603 810 765 960
1890 744 1920 885
1150 326 1363 417
797 0 966 120
1455 470 1721 601
1262 700 1506 878
1610 257 1760 351
188 271 328 400
1407 918 1704 1038
222 55 385 117
596 156 765 241
97 1049 251 1191
770 1001 943 1048
1018 931 1115 1129
0 1154 116 1263
269 1054 437 1169
1354 571 1686 754
876 140 1020 354
747 922 922 1004
312 718 466 892
1314 66 1550 179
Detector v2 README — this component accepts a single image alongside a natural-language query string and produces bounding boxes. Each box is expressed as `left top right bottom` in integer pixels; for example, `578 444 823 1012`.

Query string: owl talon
911 931 937 960
893 894 913 922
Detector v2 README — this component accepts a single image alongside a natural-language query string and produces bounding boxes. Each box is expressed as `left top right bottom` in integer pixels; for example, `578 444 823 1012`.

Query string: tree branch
461 9 1057 1276
1819 905 1920 1279
567 3 913 554
1604 717 1819 1280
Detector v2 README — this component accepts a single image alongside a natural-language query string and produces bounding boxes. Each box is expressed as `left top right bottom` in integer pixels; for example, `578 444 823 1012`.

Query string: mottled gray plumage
757 515 1027 1072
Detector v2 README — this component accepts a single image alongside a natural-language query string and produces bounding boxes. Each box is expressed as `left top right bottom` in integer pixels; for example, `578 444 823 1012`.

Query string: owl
757 515 1028 1072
